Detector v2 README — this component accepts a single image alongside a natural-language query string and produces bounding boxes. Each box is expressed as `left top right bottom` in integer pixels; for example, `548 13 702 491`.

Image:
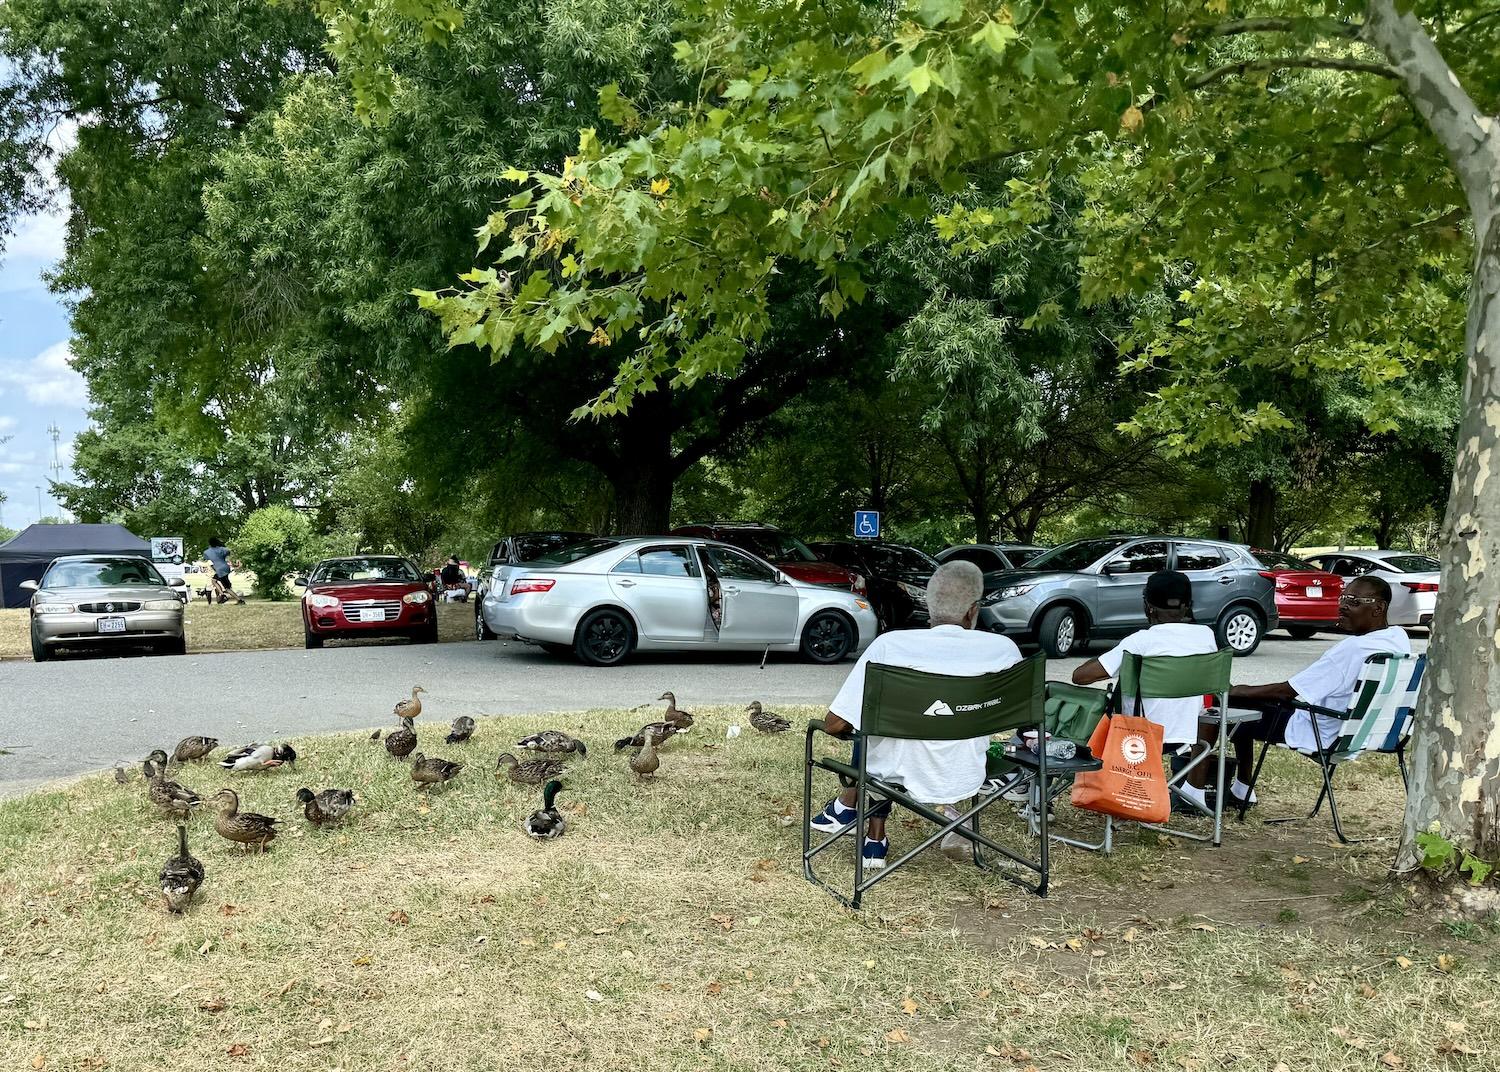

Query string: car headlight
896 581 927 602
982 583 1036 605
33 602 75 614
403 591 430 604
306 593 341 609
143 599 181 611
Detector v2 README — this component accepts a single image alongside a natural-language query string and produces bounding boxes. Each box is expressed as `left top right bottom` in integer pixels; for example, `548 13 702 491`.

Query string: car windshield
1382 554 1440 573
1251 550 1317 571
42 558 166 587
514 533 593 562
723 530 817 562
866 544 937 573
312 558 420 583
1025 537 1132 572
529 538 620 565
1005 546 1046 566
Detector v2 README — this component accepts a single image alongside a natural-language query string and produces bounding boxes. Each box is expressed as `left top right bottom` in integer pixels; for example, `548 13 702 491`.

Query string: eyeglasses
1338 595 1385 607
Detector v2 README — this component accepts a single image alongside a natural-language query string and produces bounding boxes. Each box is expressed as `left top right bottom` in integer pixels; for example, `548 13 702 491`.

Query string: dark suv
979 536 1278 657
809 540 937 630
670 523 865 593
475 531 594 640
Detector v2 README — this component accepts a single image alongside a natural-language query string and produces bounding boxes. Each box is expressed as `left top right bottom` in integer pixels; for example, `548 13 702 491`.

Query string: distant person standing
440 554 471 602
204 537 245 605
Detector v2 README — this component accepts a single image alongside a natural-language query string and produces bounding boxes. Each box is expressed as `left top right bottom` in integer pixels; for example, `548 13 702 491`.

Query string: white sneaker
939 805 969 853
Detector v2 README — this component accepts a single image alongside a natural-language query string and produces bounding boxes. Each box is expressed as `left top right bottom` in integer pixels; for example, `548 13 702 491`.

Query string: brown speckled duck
516 730 588 758
296 787 355 826
172 736 219 764
628 734 660 780
145 759 202 820
746 701 791 733
411 753 464 790
211 789 281 853
659 691 694 731
385 717 417 761
612 722 679 752
494 752 565 786
159 823 204 913
394 686 426 720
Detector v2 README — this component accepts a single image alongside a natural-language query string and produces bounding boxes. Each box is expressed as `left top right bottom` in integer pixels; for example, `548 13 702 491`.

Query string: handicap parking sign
853 511 880 539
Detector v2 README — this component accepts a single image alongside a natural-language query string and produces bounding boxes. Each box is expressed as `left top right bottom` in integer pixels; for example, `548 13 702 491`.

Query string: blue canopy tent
0 524 151 608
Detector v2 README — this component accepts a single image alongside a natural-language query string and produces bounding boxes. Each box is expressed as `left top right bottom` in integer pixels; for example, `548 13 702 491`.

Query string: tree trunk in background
1244 477 1277 549
1363 0 1500 866
605 388 677 535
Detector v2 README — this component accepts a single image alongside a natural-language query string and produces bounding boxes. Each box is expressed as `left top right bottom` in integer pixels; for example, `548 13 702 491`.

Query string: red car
669 522 866 593
298 555 438 649
1250 549 1343 639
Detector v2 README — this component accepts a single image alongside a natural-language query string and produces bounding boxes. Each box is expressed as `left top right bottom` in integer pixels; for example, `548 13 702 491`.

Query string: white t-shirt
828 624 1023 804
1284 626 1412 752
1097 623 1219 745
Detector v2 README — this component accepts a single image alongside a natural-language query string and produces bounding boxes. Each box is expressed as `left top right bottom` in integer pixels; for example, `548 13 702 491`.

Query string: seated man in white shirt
1225 575 1411 809
1070 569 1219 815
809 560 1023 870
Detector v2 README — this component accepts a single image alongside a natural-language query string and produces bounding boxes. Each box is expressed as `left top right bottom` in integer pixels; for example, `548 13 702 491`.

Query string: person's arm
824 712 854 736
1229 680 1296 701
1072 658 1108 686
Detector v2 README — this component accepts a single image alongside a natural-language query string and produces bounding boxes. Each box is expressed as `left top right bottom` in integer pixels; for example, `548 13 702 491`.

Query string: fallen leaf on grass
1358 984 1377 998
693 1028 712 1043
772 1019 788 1029
198 997 226 1012
226 1043 250 1058
901 997 919 1016
387 911 409 926
1394 956 1413 970
1380 1053 1403 1068
705 982 722 996
30 1055 43 1070
1292 855 1309 865
976 987 992 999
1437 1039 1480 1056
1130 1049 1156 1065
1329 1027 1368 1050
884 1029 910 1045
1122 927 1140 942
218 904 238 916
708 913 735 930
352 956 371 967
309 1037 334 1048
1436 954 1456 973
1188 923 1216 932
196 939 212 955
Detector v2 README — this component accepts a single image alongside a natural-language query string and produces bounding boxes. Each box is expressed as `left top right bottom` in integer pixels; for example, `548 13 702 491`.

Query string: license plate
97 616 127 634
357 609 387 623
1306 585 1322 598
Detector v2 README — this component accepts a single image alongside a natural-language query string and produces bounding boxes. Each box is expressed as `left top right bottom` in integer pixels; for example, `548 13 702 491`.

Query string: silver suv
979 536 1278 657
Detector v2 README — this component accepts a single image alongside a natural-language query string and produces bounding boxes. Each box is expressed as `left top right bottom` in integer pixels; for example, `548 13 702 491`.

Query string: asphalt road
0 632 1424 797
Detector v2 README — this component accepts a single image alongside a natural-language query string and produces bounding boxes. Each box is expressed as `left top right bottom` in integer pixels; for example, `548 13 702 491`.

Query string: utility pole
35 485 43 523
46 423 65 521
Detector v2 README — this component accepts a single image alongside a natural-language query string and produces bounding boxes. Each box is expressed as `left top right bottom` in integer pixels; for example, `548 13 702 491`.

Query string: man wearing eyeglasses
1221 575 1411 810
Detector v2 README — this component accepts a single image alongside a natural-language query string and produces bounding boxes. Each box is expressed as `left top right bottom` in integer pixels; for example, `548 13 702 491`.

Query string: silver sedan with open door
478 537 879 666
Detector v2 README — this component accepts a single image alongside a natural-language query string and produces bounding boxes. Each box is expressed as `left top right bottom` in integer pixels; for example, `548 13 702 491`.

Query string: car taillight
1402 582 1439 593
510 578 556 595
1258 571 1289 590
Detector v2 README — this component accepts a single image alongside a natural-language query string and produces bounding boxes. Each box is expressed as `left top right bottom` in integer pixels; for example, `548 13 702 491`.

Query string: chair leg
851 771 867 910
1239 738 1273 822
1037 761 1050 898
1396 744 1410 791
801 732 815 883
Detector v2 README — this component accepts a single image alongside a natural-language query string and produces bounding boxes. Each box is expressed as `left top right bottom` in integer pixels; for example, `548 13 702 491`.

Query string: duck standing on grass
142 749 169 778
659 691 695 731
494 752 565 786
516 730 588 758
172 736 219 764
159 823 204 913
145 759 202 820
612 722 678 752
411 753 464 791
211 789 281 854
386 717 418 761
395 686 426 720
220 743 297 772
445 716 475 744
296 787 355 826
523 780 567 839
629 734 660 781
745 701 791 734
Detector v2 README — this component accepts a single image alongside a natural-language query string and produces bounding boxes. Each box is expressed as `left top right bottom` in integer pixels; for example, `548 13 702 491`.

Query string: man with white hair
810 560 1023 869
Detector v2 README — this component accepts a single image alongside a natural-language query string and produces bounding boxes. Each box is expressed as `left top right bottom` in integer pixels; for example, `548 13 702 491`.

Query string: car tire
30 624 50 663
1216 605 1264 656
475 607 497 641
163 635 187 656
1285 624 1320 640
304 630 324 650
800 611 854 664
1037 605 1085 658
414 620 439 645
574 608 634 667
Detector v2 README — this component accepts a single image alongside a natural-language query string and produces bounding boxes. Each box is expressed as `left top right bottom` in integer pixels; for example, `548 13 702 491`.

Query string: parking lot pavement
0 632 1424 796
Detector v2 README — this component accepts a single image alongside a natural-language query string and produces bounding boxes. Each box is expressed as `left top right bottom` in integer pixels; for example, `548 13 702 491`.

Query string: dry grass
0 600 473 660
0 705 1495 1072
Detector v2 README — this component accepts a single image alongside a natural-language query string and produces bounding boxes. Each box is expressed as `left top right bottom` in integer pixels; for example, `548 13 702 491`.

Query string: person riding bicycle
203 537 245 605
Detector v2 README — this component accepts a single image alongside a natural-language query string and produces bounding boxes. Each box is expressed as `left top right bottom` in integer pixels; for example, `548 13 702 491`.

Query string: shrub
234 505 318 600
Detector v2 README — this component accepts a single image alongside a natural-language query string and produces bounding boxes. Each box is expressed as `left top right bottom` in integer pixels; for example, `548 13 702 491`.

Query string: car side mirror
1103 560 1129 575
19 579 38 592
169 577 185 587
294 576 309 588
775 571 789 585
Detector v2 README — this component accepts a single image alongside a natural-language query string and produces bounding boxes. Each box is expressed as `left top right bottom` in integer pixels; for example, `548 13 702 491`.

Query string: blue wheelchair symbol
853 511 880 539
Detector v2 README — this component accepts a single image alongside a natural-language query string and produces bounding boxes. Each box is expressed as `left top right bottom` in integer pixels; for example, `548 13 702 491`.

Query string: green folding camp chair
991 681 1111 850
803 654 1049 907
1243 652 1425 844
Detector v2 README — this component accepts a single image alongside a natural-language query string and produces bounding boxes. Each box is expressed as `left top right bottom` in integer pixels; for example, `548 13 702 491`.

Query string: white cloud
0 415 15 434
6 209 66 262
0 340 88 407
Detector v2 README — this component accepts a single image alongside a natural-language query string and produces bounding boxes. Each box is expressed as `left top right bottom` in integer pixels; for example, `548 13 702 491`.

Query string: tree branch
1186 54 1399 92
1197 17 1362 40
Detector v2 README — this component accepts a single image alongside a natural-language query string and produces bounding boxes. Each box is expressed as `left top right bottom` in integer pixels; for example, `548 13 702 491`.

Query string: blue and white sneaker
809 798 858 835
862 837 889 870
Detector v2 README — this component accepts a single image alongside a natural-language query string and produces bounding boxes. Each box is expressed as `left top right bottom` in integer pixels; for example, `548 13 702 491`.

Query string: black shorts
214 572 234 591
1232 699 1295 743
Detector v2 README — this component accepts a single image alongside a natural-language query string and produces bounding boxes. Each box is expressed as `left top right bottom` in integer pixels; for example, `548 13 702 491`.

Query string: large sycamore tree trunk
1364 0 1500 865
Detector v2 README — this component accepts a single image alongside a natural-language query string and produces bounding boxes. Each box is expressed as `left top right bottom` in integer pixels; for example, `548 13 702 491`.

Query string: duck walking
145 759 202 820
159 823 204 913
172 736 219 764
385 717 418 761
659 691 695 731
516 730 588 758
494 752 565 786
612 722 679 752
745 701 791 734
411 753 464 790
628 734 660 780
445 716 476 745
219 743 296 772
211 789 281 854
395 686 426 720
522 780 567 839
296 787 355 826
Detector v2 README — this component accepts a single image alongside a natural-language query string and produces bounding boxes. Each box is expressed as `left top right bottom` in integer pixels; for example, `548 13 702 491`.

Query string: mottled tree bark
1244 477 1278 550
1363 0 1500 865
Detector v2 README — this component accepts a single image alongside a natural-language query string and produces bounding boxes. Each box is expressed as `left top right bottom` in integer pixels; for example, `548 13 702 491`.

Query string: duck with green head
523 780 567 839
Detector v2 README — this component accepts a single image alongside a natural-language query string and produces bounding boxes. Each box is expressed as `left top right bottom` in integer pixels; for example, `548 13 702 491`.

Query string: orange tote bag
1071 713 1170 824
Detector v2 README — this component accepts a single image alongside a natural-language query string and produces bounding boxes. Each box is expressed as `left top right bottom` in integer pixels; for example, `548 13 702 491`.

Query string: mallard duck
219 743 296 772
159 823 204 913
114 766 129 785
296 787 355 826
516 730 588 758
172 736 219 764
395 686 426 720
745 701 791 734
385 717 417 761
628 734 660 780
659 691 694 730
369 729 382 741
145 761 203 819
211 789 281 853
494 752 565 786
142 749 169 778
411 753 464 790
445 716 475 745
522 780 566 839
612 722 679 752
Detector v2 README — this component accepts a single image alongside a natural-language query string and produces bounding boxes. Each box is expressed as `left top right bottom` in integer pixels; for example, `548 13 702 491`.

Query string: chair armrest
1286 699 1347 720
807 718 855 741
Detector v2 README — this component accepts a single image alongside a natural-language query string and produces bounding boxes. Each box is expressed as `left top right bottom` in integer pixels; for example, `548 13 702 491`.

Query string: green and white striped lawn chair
1242 652 1426 844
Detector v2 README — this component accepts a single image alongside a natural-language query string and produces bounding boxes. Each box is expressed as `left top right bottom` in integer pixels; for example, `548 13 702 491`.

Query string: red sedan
298 555 438 649
1250 549 1343 639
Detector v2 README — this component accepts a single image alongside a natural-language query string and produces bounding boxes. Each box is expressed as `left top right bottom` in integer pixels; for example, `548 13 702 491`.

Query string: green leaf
970 20 1020 56
915 0 965 26
905 64 936 96
1415 830 1458 871
500 167 530 182
724 80 753 100
1460 852 1493 886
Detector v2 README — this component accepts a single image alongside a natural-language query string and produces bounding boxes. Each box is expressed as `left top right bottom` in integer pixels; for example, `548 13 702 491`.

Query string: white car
1306 550 1441 628
479 537 878 666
